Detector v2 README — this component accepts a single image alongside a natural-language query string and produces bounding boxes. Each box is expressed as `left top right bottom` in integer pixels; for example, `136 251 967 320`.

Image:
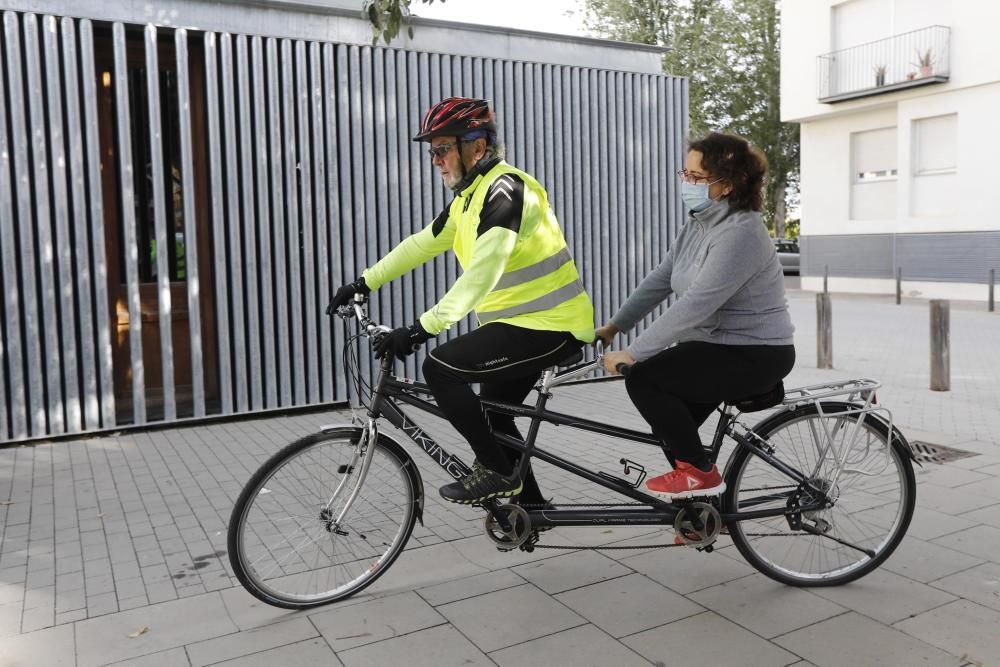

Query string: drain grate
909 441 979 464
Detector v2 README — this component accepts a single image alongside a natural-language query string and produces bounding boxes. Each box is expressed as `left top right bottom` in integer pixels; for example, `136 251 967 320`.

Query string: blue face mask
680 178 724 212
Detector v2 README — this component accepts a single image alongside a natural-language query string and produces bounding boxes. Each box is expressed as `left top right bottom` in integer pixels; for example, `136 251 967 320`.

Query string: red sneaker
646 461 726 500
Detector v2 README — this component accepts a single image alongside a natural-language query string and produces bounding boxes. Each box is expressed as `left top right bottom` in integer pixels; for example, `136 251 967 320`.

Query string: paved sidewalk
2 288 999 667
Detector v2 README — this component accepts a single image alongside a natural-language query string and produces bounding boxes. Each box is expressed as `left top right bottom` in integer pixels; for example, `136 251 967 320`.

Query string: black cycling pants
624 342 796 470
422 323 581 503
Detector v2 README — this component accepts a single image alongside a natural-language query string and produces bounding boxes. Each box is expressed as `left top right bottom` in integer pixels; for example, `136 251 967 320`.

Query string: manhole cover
909 441 979 464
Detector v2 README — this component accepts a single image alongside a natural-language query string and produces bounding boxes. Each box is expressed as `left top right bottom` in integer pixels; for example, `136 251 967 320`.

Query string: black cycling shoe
439 465 523 504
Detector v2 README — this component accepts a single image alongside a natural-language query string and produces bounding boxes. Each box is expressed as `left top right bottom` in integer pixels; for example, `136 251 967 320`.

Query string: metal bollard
930 299 950 391
823 265 828 294
896 267 902 305
817 293 832 369
990 269 995 313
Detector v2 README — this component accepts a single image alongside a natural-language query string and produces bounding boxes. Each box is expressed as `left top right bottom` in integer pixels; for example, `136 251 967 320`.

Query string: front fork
323 417 381 530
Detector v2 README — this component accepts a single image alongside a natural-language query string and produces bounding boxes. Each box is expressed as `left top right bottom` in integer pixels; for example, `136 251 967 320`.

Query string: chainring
484 504 533 551
673 501 723 547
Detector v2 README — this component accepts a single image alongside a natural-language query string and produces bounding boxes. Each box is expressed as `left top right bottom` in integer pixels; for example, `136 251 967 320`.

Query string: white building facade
782 0 1000 300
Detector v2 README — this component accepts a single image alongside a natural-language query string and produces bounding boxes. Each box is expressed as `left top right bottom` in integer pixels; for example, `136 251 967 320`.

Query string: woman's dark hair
688 132 768 212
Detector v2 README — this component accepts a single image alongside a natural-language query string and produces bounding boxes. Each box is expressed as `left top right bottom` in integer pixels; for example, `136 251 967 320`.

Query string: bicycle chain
514 491 809 551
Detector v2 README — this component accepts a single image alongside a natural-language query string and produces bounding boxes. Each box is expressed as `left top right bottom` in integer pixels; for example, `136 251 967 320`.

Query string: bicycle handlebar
339 295 623 379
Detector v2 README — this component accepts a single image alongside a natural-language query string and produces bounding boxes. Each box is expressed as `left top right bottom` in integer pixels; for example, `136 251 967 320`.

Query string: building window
851 126 897 220
912 113 957 216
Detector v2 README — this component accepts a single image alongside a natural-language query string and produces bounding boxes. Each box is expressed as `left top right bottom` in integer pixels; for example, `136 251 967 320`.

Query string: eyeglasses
676 169 720 185
427 143 457 160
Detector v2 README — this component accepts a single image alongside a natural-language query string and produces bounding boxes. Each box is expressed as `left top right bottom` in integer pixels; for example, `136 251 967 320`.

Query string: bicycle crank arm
799 523 877 558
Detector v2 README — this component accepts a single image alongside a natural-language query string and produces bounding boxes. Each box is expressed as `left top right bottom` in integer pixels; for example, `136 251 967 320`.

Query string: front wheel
228 426 422 608
723 402 915 587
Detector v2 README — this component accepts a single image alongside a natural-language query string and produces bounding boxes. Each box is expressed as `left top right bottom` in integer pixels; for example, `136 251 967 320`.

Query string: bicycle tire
723 401 916 587
228 426 422 609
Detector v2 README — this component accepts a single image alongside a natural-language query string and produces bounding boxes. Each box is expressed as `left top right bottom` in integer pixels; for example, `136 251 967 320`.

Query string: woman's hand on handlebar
603 349 635 376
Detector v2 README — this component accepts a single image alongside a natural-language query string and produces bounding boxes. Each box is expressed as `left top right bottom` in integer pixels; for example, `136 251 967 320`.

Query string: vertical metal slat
281 38 305 404
323 43 345 400
144 24 176 421
296 39 318 403
220 33 248 412
79 19 115 427
336 44 358 400
61 16 99 431
268 37 291 406
235 34 261 411
203 32 233 414
112 21 146 424
0 15 27 439
310 41 332 401
250 34 276 410
175 28 206 418
23 14 64 433
42 15 81 432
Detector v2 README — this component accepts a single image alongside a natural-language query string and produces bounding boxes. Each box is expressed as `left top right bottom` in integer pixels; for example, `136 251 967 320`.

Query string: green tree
586 0 799 236
363 0 445 44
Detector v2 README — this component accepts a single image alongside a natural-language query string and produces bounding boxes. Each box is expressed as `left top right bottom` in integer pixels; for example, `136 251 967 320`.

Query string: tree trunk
773 175 787 239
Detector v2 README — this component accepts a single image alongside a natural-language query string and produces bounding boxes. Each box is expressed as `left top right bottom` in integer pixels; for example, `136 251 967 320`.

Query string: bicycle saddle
726 381 785 412
554 348 584 367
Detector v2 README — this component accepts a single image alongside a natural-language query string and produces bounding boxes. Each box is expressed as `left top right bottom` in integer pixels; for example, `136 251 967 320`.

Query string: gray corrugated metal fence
0 9 687 443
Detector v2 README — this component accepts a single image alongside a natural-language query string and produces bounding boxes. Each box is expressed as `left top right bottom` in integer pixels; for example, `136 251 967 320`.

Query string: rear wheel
228 427 421 608
723 402 915 586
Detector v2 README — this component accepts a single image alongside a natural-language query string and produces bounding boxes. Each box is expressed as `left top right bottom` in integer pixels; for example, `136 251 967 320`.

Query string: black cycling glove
374 322 433 361
326 277 370 315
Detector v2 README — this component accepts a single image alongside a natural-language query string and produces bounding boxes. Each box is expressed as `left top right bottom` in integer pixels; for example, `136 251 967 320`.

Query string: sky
408 0 590 37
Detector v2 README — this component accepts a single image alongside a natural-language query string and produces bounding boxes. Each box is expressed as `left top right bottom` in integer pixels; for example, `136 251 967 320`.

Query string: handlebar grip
616 362 631 377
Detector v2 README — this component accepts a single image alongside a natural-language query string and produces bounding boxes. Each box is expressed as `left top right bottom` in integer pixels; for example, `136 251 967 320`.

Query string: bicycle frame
351 350 829 531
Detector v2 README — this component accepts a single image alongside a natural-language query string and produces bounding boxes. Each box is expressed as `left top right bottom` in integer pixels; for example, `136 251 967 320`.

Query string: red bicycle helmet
413 97 497 142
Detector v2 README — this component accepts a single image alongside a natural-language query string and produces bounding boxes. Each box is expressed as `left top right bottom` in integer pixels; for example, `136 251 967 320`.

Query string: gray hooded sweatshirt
610 198 795 362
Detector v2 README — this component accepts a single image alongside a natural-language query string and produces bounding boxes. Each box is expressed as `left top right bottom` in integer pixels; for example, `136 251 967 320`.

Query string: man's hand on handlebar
374 322 433 361
594 323 619 348
327 277 370 315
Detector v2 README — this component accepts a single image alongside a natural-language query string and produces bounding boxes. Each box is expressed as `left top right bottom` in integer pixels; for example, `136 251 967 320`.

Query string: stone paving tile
209 637 342 666
75 591 238 667
932 524 1000 564
185 617 318 666
438 584 585 653
687 574 847 639
338 623 493 667
624 611 797 666
895 598 1000 666
512 550 633 594
905 506 980 541
490 624 651 667
554 572 704 638
364 540 489 596
104 646 190 666
619 544 756 595
417 567 527 606
309 590 445 652
216 586 301 632
881 536 985 583
929 561 1000 613
915 483 998 516
775 611 959 667
808 568 957 625
0 622 75 666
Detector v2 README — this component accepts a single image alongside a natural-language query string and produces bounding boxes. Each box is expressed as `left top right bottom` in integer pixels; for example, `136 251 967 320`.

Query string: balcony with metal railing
816 25 950 103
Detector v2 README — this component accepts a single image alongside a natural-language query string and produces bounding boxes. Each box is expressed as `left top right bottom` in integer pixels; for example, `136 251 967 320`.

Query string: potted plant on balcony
873 64 887 86
912 48 934 77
